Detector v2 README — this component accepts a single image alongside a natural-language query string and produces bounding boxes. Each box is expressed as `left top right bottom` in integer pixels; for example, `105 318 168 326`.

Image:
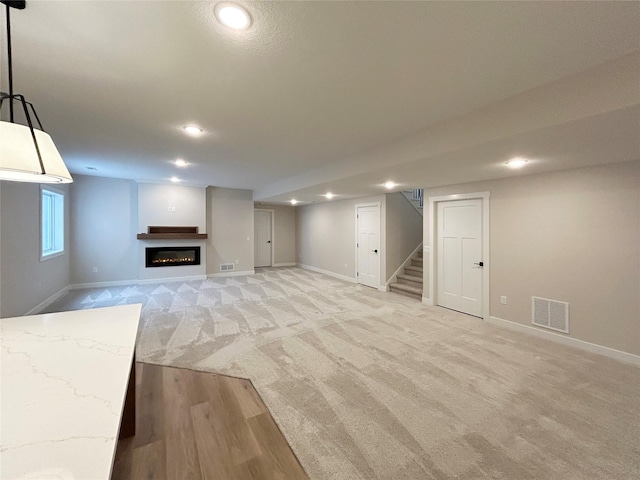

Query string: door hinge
357 243 359 247
357 272 359 276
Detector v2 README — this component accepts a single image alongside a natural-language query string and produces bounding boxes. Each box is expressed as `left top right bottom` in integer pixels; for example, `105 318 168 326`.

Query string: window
41 187 64 259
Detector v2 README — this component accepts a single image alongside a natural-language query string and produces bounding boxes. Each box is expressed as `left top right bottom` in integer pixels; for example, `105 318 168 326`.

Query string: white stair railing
411 188 424 207
401 189 424 216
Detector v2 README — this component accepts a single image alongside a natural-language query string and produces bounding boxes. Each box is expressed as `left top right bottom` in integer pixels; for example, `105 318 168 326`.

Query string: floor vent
532 296 569 333
220 263 235 272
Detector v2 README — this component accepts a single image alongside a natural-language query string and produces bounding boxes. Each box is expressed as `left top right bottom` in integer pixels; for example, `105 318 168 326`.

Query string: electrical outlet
93 267 98 273
500 296 507 305
168 206 176 212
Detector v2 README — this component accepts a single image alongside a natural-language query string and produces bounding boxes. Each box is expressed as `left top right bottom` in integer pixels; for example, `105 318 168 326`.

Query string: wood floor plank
134 363 165 448
229 377 267 419
113 364 308 480
181 367 212 405
190 400 252 480
246 412 308 480
163 367 203 480
217 375 264 464
111 436 133 480
132 440 166 480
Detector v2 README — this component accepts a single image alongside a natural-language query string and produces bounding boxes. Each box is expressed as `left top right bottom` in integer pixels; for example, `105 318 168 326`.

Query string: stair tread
404 265 423 272
389 283 422 295
398 273 423 282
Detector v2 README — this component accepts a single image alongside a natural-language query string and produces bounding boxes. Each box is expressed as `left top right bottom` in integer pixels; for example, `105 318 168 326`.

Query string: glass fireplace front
145 246 200 268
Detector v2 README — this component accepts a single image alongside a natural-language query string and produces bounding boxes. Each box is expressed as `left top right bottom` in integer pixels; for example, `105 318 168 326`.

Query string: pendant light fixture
0 0 72 183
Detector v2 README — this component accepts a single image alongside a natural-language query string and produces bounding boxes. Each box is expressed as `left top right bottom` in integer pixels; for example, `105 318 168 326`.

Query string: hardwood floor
111 363 308 480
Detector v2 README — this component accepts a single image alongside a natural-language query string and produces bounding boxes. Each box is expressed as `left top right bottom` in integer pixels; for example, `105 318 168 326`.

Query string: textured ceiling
1 1 638 202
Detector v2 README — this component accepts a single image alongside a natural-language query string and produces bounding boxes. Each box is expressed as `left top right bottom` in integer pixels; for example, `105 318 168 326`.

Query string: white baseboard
138 275 208 285
297 263 356 283
422 297 433 306
208 270 255 278
68 279 137 290
487 316 640 367
273 262 296 267
25 285 72 315
378 285 388 292
72 275 210 289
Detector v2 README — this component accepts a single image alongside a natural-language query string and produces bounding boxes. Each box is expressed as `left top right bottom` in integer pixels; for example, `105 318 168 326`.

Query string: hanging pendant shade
0 0 73 184
0 121 72 183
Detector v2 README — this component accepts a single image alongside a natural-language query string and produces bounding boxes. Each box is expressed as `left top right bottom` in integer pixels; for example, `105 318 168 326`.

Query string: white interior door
356 204 380 288
437 199 483 317
254 210 272 267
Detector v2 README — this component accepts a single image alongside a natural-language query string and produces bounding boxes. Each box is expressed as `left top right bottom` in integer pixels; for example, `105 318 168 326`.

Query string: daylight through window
41 188 64 259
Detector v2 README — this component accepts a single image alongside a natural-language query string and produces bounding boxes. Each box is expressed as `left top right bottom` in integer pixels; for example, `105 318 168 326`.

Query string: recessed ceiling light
174 159 188 167
290 199 298 205
505 157 529 169
182 125 203 137
325 192 334 199
384 181 396 189
215 2 252 30
170 176 180 183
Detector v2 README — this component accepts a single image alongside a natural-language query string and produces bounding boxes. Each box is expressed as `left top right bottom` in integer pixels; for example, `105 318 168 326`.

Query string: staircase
401 189 424 216
389 249 423 300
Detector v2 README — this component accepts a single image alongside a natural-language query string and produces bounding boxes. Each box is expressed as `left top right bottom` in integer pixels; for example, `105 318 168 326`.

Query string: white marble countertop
1 304 141 480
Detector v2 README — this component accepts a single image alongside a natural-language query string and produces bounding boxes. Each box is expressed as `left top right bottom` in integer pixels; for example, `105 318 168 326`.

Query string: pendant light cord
5 3 14 121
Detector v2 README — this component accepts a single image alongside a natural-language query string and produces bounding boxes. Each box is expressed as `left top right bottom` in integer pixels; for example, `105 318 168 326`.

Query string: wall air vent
532 296 569 333
220 263 235 272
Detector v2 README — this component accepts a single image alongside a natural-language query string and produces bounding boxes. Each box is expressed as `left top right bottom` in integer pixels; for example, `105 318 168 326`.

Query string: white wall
0 181 71 317
207 187 254 275
385 192 423 280
137 183 206 232
254 203 297 266
70 175 137 285
423 161 640 356
137 183 207 281
296 195 386 282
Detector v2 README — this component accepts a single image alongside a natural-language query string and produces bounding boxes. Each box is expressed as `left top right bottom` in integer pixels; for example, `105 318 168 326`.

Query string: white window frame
40 186 65 261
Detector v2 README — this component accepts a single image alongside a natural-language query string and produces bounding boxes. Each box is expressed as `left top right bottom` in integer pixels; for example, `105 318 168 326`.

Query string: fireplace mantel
136 225 208 240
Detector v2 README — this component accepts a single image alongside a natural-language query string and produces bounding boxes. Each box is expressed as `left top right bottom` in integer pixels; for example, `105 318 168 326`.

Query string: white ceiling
2 1 639 203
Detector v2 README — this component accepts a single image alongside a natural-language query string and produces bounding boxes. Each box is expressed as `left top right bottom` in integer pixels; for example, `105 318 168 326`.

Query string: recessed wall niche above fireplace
145 246 201 268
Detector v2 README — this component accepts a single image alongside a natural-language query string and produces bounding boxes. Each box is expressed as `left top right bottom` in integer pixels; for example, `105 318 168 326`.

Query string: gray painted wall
137 183 206 233
423 160 639 355
254 204 297 265
0 179 283 314
70 175 137 285
0 182 71 317
207 187 254 274
296 195 386 282
138 183 207 281
385 192 423 281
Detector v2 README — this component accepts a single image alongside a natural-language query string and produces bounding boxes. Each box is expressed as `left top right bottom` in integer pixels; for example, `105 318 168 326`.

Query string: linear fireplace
145 246 201 268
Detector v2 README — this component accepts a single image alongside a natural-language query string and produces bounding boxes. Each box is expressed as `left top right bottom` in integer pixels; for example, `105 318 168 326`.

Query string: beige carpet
46 267 640 479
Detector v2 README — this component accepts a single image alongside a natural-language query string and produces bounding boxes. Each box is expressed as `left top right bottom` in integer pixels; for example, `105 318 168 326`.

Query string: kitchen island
1 304 141 479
